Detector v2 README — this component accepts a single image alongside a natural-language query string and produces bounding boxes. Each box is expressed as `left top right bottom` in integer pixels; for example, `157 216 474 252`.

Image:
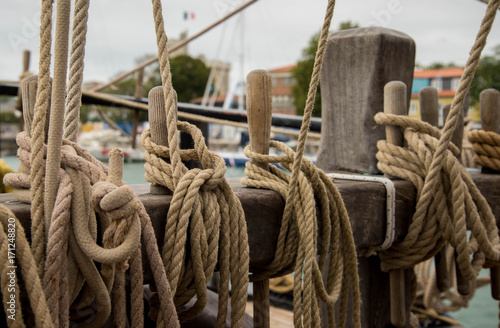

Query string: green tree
292 21 359 117
146 55 211 103
97 54 210 123
425 62 458 69
470 45 500 105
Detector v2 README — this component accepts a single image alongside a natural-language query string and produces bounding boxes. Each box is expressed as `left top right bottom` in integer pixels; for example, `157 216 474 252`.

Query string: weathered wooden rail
1 172 500 326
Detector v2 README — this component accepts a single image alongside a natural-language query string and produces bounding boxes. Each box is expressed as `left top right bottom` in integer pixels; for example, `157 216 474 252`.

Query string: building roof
413 67 464 79
268 64 297 73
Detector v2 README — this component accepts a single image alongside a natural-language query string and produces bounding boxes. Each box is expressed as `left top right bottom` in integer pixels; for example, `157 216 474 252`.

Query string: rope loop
375 112 500 279
242 140 361 327
468 129 500 171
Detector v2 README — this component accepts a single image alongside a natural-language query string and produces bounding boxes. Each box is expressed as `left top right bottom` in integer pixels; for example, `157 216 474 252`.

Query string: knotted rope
241 0 361 327
3 0 180 326
375 0 500 308
141 0 249 327
468 129 500 171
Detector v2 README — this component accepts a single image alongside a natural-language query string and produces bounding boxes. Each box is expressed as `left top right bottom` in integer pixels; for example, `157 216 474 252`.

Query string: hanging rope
468 129 500 171
241 0 361 327
140 0 249 327
3 0 181 325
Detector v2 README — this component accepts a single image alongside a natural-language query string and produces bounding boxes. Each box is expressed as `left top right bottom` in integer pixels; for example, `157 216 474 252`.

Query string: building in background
269 65 296 115
409 67 465 125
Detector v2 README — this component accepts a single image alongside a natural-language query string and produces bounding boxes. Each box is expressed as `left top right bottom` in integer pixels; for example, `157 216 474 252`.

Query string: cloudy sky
1 0 500 89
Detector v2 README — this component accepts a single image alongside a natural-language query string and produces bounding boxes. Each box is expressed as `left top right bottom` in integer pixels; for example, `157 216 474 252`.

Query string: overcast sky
1 0 500 90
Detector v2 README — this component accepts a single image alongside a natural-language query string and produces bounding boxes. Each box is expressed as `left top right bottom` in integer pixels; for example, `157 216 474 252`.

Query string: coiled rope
3 0 180 326
241 0 361 327
468 129 500 171
375 0 500 300
141 0 249 327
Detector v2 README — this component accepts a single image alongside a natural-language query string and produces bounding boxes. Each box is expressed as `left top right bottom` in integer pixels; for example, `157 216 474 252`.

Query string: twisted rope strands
44 0 71 237
43 170 72 328
407 0 500 252
30 0 53 277
0 205 54 328
151 0 183 188
64 0 90 142
242 140 361 327
468 130 500 170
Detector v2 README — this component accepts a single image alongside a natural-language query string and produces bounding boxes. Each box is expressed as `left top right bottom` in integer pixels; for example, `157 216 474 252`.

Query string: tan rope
64 0 90 142
30 0 53 277
375 0 500 278
0 204 54 328
468 129 500 170
240 1 361 327
44 0 71 236
145 1 250 327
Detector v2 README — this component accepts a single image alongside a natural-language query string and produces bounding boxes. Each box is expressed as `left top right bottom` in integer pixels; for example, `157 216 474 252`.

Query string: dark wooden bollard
317 27 415 174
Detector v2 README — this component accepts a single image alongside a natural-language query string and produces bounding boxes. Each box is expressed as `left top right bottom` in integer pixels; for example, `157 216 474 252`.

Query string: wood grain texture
316 27 415 174
148 86 172 195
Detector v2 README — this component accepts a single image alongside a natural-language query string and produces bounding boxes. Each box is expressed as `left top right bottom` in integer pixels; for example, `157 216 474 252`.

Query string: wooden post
419 87 450 292
131 68 144 149
148 86 173 195
246 69 272 328
479 89 500 300
384 81 407 328
316 27 415 174
17 50 31 130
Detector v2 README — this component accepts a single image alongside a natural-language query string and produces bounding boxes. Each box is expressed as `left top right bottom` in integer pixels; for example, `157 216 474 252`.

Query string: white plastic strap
327 173 396 251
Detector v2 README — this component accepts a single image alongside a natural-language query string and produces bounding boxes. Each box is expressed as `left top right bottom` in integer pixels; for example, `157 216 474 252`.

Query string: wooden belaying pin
478 89 500 300
384 81 408 328
420 87 450 292
148 86 177 195
246 69 272 328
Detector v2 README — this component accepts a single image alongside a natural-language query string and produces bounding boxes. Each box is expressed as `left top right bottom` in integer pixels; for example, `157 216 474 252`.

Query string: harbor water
1 155 499 327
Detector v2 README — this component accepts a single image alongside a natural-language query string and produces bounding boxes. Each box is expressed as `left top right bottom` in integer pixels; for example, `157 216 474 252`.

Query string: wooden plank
3 173 500 273
317 27 415 174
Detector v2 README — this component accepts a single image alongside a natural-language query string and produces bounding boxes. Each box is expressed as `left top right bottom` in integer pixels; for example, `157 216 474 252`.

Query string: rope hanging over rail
3 0 180 326
374 0 500 319
141 0 249 326
241 0 361 327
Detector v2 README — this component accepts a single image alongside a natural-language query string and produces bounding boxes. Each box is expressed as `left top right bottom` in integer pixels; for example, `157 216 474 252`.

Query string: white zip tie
327 173 396 251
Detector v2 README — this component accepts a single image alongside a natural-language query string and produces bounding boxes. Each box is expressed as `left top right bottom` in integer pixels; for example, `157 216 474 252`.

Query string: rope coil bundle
3 0 180 326
469 129 500 171
375 0 500 324
375 113 500 277
141 0 249 327
240 0 361 326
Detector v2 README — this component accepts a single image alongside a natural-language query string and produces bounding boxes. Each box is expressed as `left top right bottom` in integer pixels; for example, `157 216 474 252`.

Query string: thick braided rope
30 0 53 277
375 114 500 279
382 0 500 265
44 0 71 235
63 0 90 142
0 205 53 328
240 0 360 326
468 129 500 171
142 120 249 327
242 141 361 327
147 0 249 326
